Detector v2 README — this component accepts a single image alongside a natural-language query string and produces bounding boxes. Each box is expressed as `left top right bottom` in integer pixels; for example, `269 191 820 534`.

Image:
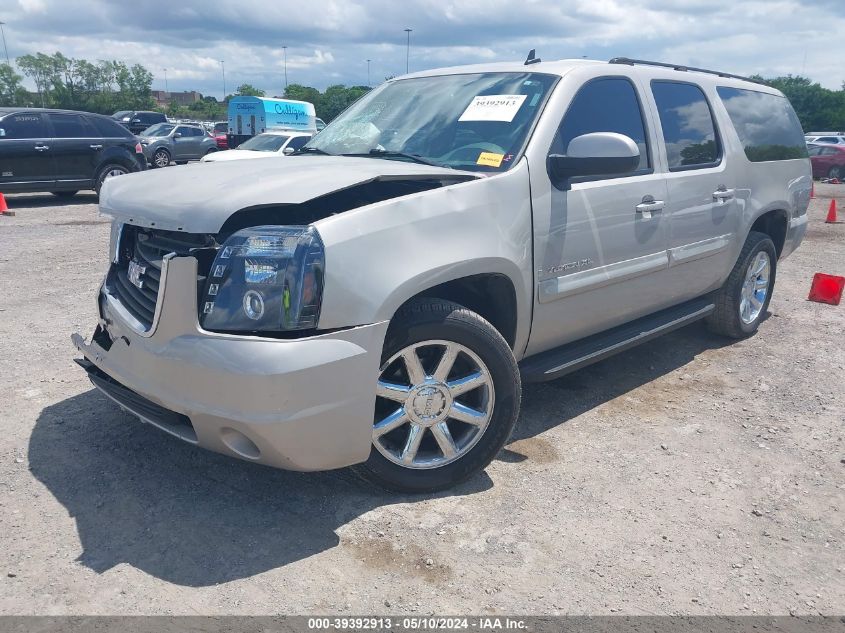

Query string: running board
519 298 715 383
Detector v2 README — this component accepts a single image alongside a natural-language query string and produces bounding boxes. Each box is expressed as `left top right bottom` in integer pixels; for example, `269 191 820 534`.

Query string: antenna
524 49 541 66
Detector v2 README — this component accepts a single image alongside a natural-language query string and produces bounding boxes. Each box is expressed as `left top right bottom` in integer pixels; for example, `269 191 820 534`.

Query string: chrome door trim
538 250 669 304
668 233 731 266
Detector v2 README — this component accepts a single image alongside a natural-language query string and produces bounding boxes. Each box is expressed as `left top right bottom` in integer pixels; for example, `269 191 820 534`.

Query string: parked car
200 131 312 162
805 134 845 145
112 110 167 135
0 107 146 196
316 117 326 132
808 143 845 179
211 121 228 149
138 122 218 168
75 57 809 492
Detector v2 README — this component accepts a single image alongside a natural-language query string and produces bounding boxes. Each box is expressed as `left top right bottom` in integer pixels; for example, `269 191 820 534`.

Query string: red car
808 144 845 180
211 121 228 149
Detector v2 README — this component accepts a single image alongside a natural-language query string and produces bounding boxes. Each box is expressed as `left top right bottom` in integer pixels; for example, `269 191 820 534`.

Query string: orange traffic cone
808 273 845 305
0 192 13 217
826 199 838 223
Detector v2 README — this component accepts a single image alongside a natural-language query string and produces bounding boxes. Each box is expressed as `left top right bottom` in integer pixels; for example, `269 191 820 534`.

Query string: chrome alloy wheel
373 340 495 469
739 251 770 324
153 149 170 168
104 167 127 180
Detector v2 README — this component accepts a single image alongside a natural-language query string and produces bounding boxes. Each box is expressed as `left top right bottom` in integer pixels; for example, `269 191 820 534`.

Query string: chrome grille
107 227 215 330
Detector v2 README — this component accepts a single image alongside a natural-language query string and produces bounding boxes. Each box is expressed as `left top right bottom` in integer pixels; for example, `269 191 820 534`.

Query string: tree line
2 51 844 131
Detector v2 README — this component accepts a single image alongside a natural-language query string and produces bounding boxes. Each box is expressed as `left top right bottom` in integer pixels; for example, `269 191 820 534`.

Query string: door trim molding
668 233 731 266
538 250 668 304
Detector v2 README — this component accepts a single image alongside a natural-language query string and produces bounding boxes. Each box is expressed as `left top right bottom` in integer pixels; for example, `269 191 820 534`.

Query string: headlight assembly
200 226 324 333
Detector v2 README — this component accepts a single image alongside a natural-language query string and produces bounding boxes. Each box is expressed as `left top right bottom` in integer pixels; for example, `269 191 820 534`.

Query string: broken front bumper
72 255 388 471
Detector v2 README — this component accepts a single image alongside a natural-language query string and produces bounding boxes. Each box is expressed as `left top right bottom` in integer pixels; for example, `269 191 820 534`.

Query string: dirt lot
0 185 843 616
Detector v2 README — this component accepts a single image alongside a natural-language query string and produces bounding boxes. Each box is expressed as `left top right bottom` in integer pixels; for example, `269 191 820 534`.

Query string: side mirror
547 132 640 189
283 147 295 155
173 132 182 138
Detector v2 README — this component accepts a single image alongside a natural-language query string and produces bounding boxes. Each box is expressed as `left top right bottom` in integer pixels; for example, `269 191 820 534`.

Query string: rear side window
90 116 132 138
48 113 96 138
716 87 808 161
651 81 719 170
553 77 651 172
0 113 47 139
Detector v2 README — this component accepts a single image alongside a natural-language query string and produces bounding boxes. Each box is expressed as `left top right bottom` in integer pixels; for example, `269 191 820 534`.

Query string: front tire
706 231 777 339
152 148 171 169
354 298 521 493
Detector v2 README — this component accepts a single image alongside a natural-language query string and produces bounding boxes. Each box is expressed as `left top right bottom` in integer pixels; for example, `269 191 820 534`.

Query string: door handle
713 187 735 201
89 144 103 150
636 197 665 216
34 144 50 151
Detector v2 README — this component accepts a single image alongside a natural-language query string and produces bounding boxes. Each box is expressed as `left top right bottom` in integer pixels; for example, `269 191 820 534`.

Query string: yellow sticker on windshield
477 152 505 167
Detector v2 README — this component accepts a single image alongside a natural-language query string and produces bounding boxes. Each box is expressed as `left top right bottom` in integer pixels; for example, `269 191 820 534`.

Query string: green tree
0 63 28 106
235 83 265 97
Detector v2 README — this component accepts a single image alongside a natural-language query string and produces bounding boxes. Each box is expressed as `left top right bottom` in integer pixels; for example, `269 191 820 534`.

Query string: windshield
306 72 557 171
239 134 289 152
142 123 175 137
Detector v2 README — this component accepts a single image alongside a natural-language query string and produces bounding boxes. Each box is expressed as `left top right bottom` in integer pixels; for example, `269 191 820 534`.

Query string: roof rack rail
608 57 765 85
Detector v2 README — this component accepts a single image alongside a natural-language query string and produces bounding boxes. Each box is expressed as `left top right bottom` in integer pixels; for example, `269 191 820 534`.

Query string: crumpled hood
99 156 473 233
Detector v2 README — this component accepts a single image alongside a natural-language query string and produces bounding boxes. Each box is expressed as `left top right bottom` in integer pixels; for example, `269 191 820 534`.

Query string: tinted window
141 113 164 124
287 135 310 150
90 115 132 138
717 87 808 162
817 137 838 144
807 146 823 156
0 113 47 139
651 81 719 169
49 113 95 138
553 77 650 171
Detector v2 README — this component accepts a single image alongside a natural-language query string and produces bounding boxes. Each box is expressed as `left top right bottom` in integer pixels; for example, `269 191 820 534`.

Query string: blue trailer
227 96 317 148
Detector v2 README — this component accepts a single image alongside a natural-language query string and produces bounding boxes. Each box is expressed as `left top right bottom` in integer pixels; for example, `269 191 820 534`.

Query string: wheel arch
748 208 788 257
376 262 526 353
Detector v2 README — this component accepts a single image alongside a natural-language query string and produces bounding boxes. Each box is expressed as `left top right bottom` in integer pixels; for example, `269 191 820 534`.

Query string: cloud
0 0 842 97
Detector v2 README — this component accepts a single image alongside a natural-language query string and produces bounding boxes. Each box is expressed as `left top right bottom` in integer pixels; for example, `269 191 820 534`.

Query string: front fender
315 159 534 356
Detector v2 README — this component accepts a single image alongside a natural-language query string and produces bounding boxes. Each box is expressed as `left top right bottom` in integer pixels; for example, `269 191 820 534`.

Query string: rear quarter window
717 87 808 162
90 116 133 138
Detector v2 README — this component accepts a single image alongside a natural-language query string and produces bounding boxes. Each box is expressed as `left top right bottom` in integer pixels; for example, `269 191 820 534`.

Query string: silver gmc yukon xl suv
73 57 810 492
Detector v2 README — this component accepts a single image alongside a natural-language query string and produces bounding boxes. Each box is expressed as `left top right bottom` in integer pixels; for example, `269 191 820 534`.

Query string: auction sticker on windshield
459 94 527 122
477 152 505 167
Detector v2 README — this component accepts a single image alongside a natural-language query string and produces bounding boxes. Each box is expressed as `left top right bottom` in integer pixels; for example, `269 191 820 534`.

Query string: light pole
282 46 288 90
163 68 168 93
404 28 412 74
366 59 371 87
0 21 10 67
220 60 226 100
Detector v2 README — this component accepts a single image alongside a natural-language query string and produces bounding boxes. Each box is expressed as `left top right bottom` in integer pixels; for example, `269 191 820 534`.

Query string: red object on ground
0 192 10 216
826 199 838 223
808 273 845 305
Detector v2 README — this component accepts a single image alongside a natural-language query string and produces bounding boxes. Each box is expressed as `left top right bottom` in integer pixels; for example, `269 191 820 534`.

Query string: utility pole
404 28 412 74
367 59 371 87
282 46 288 90
0 21 10 67
220 60 226 101
163 68 168 93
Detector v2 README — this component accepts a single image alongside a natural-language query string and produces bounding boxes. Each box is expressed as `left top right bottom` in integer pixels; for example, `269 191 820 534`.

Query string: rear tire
706 231 777 339
94 164 129 196
51 191 78 198
354 298 521 493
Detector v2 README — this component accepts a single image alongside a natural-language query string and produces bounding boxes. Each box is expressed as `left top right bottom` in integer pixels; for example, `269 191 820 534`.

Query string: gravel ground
0 185 843 616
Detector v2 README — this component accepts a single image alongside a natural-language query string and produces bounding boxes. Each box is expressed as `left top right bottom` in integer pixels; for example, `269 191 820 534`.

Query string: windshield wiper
341 149 450 169
294 146 334 155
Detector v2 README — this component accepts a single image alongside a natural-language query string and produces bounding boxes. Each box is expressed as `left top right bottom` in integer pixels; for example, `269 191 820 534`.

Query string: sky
2 0 843 98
